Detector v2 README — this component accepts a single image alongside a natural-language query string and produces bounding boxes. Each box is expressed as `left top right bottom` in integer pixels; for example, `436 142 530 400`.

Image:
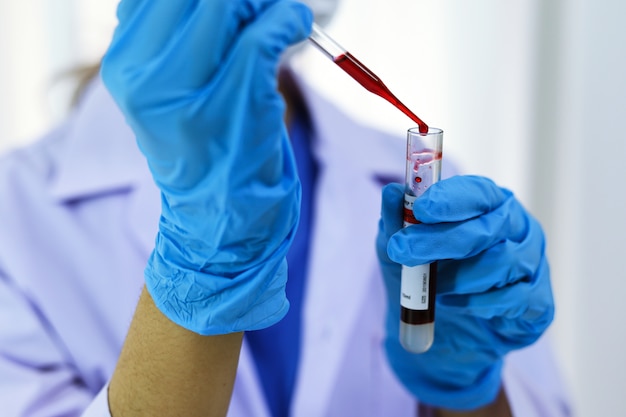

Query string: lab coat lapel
48 79 147 201
45 78 161 259
293 154 381 416
124 175 161 257
227 342 272 417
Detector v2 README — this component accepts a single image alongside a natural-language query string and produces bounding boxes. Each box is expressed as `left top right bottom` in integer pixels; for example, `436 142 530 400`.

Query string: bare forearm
108 286 243 417
434 388 512 417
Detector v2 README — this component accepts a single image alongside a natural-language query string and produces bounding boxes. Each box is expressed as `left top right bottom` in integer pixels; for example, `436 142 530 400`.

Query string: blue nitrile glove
376 175 554 410
100 1 313 335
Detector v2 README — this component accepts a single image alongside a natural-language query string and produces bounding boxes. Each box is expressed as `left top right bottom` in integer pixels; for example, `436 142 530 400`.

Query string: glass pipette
308 23 429 134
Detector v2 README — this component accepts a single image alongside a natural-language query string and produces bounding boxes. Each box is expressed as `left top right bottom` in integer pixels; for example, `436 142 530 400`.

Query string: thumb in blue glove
376 175 554 410
101 0 313 335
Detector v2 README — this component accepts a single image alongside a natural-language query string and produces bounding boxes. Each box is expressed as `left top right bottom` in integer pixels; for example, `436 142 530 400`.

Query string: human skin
108 287 243 417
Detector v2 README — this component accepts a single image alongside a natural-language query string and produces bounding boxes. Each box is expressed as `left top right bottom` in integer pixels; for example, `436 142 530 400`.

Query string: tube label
401 194 430 310
401 264 430 310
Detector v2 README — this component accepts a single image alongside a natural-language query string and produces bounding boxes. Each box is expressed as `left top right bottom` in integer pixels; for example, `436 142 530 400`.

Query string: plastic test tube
400 127 443 353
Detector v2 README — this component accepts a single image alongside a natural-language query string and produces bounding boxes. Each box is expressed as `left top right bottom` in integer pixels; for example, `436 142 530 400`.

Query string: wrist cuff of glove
144 249 289 335
414 360 504 411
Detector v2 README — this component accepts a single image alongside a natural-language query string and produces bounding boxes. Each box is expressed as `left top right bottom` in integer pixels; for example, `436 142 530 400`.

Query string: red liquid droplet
415 176 422 183
334 52 429 134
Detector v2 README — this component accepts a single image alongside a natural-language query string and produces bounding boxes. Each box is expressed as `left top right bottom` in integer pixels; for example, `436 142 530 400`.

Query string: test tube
400 127 443 353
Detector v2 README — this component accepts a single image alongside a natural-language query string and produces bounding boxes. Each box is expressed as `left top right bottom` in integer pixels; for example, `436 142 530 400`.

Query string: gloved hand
101 1 313 335
376 175 554 410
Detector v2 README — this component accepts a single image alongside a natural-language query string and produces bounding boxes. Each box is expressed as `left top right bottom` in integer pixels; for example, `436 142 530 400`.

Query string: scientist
0 1 571 416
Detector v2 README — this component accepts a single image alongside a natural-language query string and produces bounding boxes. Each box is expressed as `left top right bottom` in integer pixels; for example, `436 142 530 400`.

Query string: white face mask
299 0 341 27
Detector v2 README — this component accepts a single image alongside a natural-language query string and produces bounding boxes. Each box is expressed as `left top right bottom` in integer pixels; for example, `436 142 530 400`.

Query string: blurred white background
1 1 625 415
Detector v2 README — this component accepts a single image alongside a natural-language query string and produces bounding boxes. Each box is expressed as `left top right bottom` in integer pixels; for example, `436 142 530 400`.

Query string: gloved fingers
154 0 312 89
413 175 511 224
487 259 554 346
221 0 312 71
115 0 143 24
376 223 401 268
436 217 546 295
379 183 405 239
439 255 553 322
107 0 310 83
377 227 403 315
440 282 533 319
185 2 311 167
376 185 404 297
376 183 404 277
108 1 197 66
388 194 531 266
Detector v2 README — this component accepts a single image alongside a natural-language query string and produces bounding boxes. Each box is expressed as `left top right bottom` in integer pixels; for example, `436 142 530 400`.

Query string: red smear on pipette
334 52 429 134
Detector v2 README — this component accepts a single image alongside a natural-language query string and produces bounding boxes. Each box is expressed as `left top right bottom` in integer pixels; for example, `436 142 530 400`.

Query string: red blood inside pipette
334 52 429 134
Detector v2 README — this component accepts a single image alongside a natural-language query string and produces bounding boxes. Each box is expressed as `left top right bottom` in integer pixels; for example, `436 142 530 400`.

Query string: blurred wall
0 0 116 151
539 0 626 415
2 1 626 416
